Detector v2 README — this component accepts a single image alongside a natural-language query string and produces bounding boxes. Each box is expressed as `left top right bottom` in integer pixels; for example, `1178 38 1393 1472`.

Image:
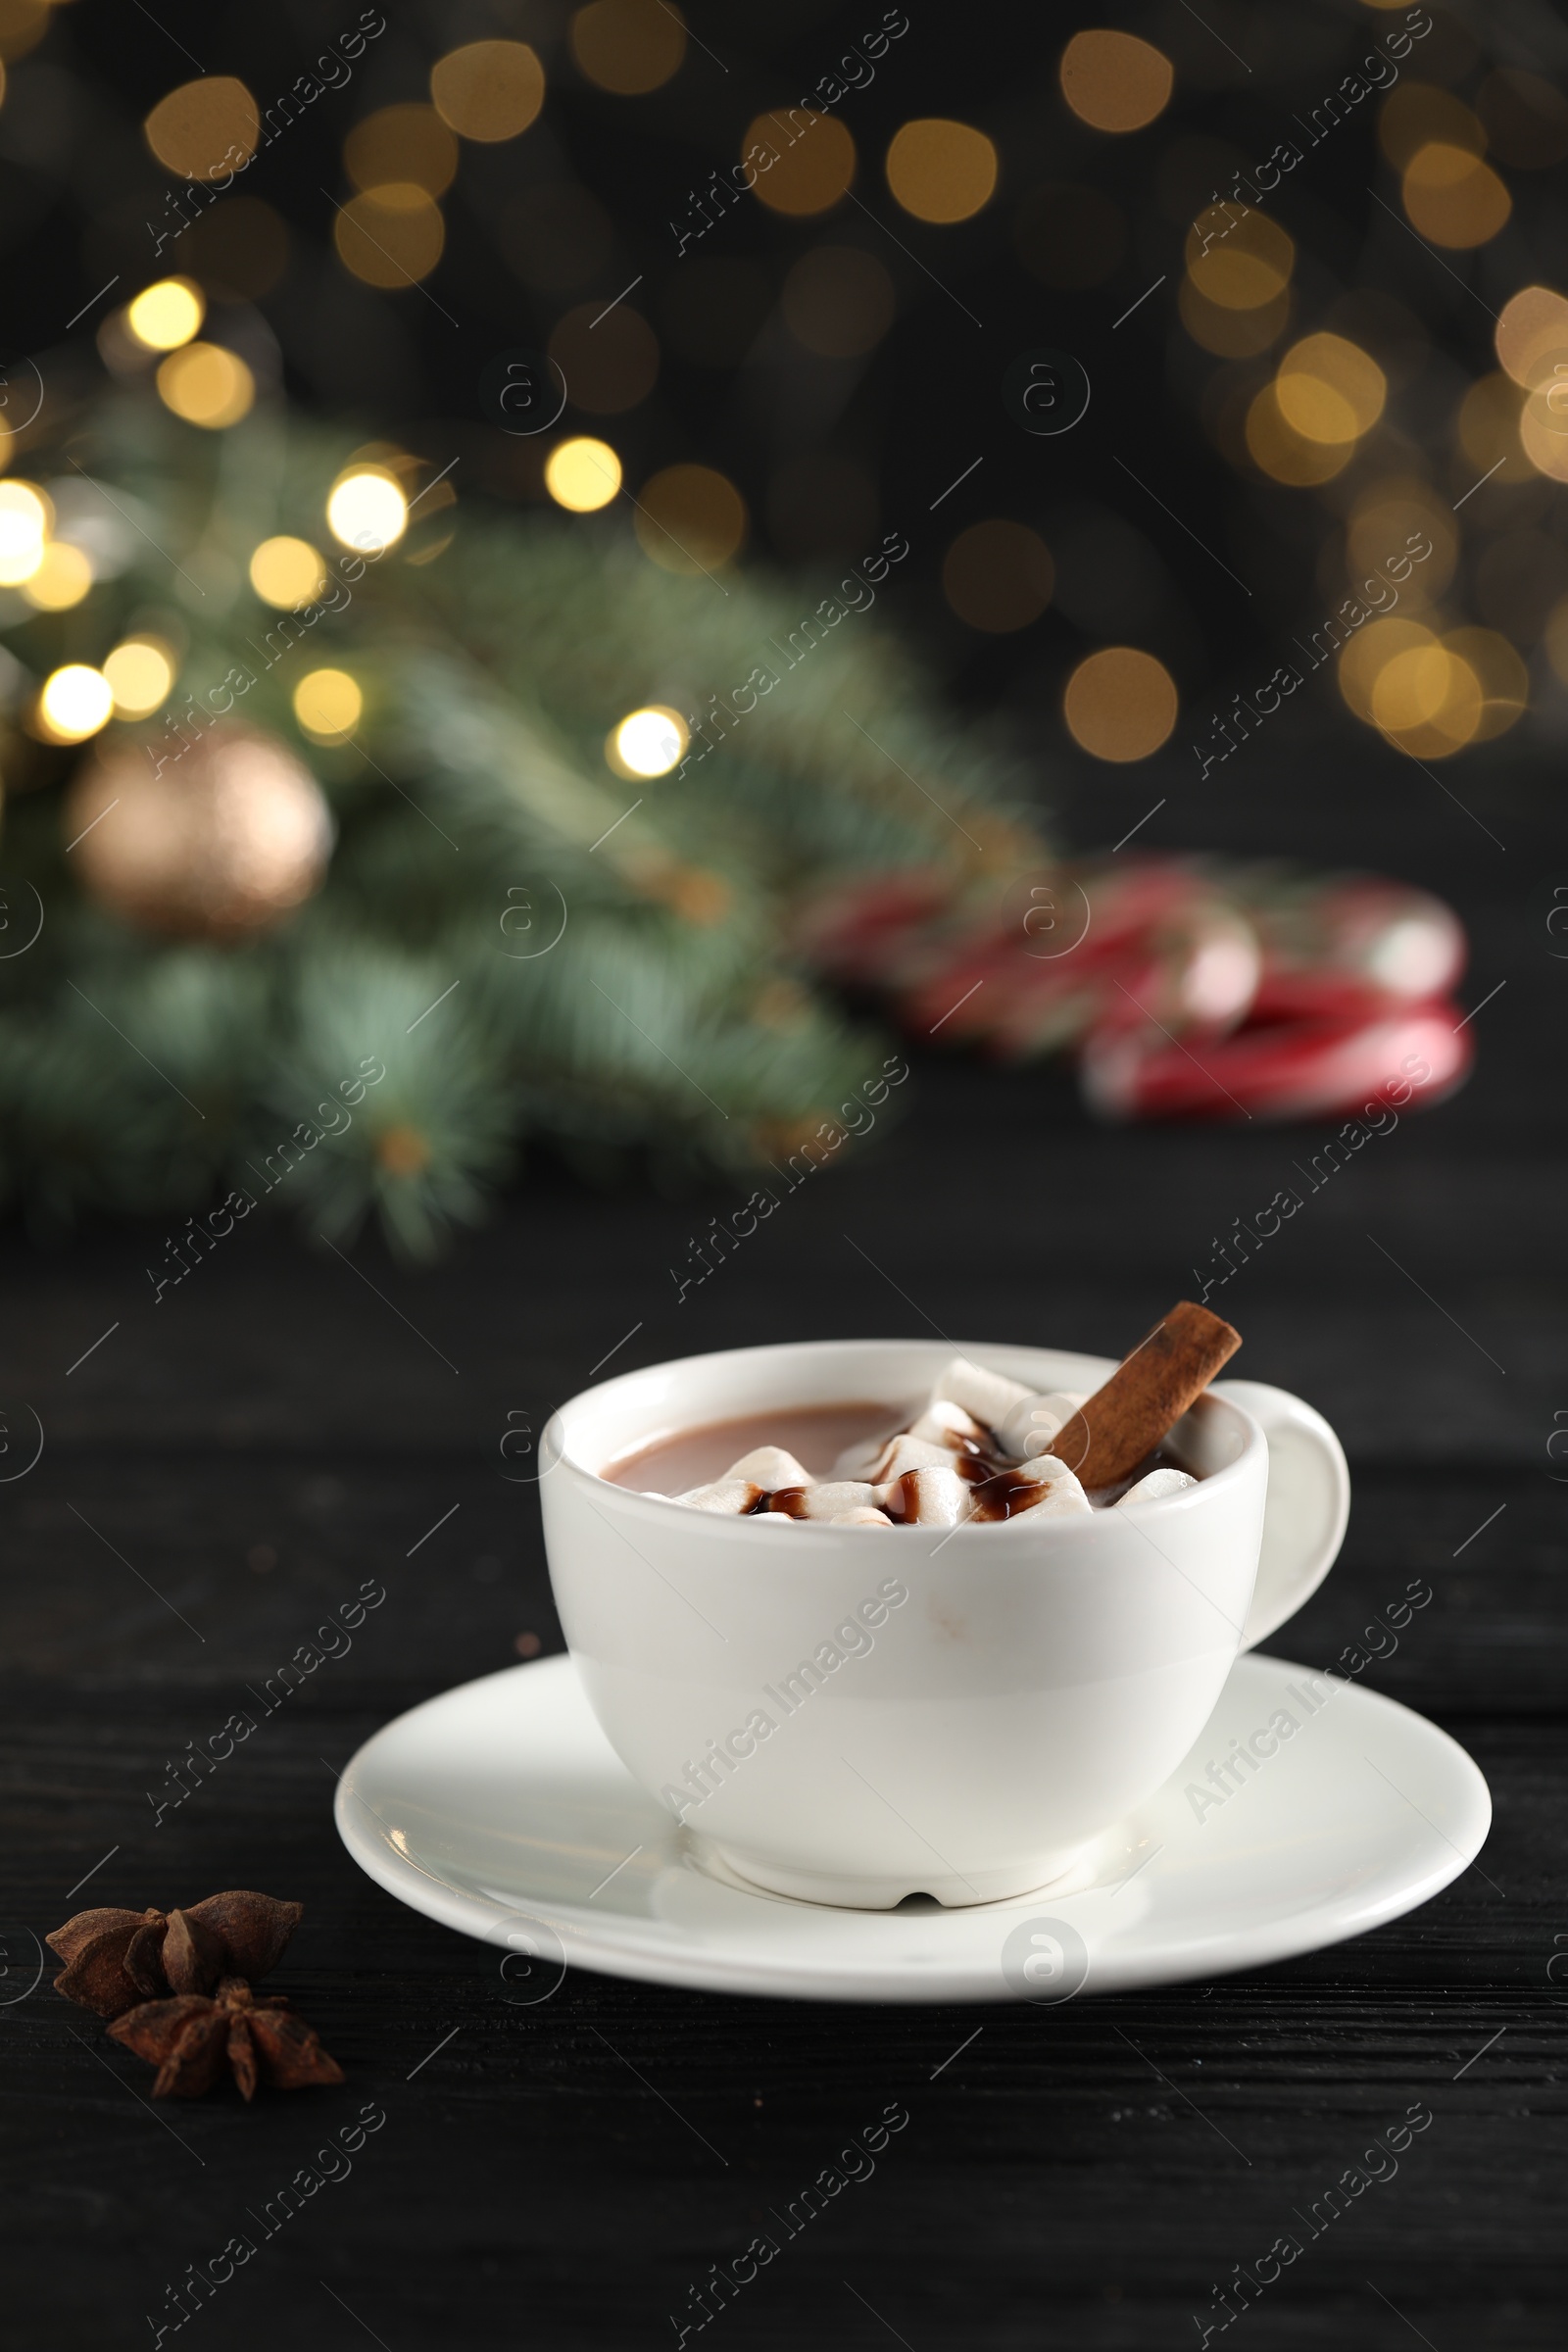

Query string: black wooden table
4 748 1564 2349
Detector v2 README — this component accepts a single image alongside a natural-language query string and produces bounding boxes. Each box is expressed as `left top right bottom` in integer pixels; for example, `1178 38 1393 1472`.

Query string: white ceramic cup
540 1339 1348 1910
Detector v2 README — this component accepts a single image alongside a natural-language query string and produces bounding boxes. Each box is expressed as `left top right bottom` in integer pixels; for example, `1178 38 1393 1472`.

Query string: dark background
3 4 1565 2347
11 0 1566 752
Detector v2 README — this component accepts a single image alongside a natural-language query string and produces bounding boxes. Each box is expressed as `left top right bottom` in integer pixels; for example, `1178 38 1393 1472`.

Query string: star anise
108 1975 344 2100
46 1889 303 2019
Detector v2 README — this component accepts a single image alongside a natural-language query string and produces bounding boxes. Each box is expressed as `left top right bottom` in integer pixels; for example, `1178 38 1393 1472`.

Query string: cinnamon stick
1049 1301 1241 1490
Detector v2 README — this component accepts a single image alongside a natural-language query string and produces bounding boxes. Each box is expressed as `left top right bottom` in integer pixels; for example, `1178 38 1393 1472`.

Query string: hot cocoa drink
603 1303 1242 1529
608 1400 904 1497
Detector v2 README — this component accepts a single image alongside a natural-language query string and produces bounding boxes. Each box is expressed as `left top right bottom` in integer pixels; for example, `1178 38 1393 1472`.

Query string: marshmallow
1015 1453 1069 1480
906 1399 988 1451
668 1480 763 1514
929 1355 1036 1437
875 1465 967 1527
1115 1467 1197 1506
654 1381 1197 1529
1000 1463 1092 1520
786 1481 878 1520
724 1446 813 1488
868 1433 956 1481
1008 1391 1090 1459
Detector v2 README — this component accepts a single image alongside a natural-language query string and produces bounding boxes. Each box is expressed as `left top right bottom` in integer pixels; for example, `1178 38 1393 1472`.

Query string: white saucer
334 1652 1491 2004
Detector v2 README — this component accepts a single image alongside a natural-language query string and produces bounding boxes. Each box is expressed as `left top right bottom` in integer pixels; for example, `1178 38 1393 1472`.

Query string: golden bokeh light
942 520 1053 634
1179 275 1291 358
0 479 51 584
781 247 895 358
1287 368 1367 452
430 41 545 142
23 542 93 611
1494 285 1568 388
1455 371 1533 486
1383 655 1481 755
125 278 204 352
744 112 856 217
547 303 659 413
157 343 261 427
1245 383 1352 485
1347 482 1455 604
144 76 260 180
1402 144 1511 248
1377 82 1484 172
1338 618 1431 720
634 465 747 574
884 119 998 223
1275 333 1386 445
39 664 114 744
1443 626 1528 742
293 667 363 744
1059 30 1173 134
1063 648 1178 761
1185 206 1294 310
326 467 409 553
571 0 686 95
1518 377 1568 484
333 184 446 287
104 638 175 719
1337 619 1494 756
545 436 621 512
344 104 459 198
1368 640 1481 754
250 536 328 609
607 705 688 779
156 342 255 428
0 2 45 66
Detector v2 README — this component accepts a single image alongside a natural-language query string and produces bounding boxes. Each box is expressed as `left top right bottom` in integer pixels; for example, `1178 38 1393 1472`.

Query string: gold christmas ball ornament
65 725 334 940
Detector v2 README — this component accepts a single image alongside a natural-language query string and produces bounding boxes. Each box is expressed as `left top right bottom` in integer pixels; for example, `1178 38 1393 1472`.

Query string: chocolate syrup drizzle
742 1423 1192 1524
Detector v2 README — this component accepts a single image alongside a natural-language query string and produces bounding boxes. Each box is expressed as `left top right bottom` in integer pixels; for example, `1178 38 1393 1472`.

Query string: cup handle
1210 1380 1350 1651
